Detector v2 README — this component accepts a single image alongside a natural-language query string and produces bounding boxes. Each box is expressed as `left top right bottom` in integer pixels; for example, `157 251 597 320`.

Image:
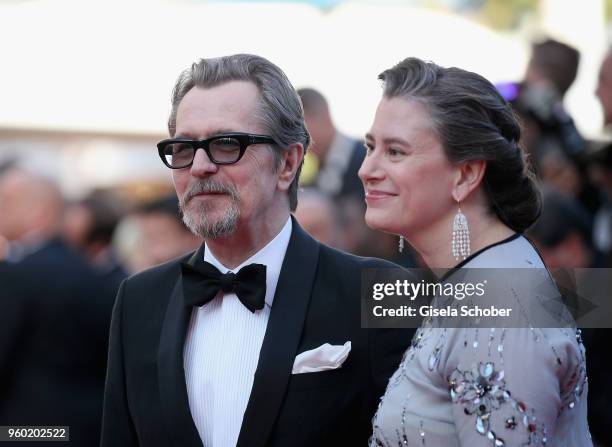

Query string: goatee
179 180 240 239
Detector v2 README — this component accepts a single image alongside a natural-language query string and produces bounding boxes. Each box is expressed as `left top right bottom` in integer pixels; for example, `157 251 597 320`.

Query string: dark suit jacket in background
0 238 121 446
0 261 29 399
339 139 367 200
101 220 414 447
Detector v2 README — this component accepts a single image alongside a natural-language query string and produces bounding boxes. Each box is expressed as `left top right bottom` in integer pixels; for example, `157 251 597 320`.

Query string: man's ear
451 159 487 202
277 143 304 192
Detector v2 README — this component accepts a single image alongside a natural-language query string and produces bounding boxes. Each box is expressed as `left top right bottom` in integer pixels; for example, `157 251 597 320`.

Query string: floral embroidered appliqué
449 362 548 446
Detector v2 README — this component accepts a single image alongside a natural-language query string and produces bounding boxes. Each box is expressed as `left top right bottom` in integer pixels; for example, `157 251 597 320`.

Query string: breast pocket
287 366 350 391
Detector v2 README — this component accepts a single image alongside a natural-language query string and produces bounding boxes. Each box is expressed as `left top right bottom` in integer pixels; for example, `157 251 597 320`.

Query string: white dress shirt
183 217 292 447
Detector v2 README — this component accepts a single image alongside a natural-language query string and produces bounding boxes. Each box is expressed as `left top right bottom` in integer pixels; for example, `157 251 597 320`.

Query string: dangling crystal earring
451 202 470 261
398 235 405 253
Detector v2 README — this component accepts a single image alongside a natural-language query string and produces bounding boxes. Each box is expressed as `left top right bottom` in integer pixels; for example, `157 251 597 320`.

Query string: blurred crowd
1 37 612 446
0 165 202 445
505 40 612 446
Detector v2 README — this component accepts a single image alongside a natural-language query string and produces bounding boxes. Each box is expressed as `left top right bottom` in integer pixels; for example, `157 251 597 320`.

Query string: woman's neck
410 209 515 269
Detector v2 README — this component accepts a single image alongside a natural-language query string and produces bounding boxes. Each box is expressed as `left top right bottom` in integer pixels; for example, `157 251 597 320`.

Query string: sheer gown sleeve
442 325 589 446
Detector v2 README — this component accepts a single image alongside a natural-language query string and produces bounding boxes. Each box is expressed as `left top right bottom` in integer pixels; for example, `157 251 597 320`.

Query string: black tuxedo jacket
101 220 413 447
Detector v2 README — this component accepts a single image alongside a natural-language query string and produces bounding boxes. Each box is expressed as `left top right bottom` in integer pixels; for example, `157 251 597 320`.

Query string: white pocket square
291 341 351 374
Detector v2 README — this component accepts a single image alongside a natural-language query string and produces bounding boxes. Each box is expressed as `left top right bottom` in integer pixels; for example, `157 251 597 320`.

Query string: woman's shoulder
463 234 544 269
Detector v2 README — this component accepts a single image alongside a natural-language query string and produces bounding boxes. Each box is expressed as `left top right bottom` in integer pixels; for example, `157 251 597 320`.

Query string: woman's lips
365 190 397 202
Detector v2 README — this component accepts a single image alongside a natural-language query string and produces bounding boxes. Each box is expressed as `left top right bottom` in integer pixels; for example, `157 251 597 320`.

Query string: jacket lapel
237 219 320 447
158 245 205 447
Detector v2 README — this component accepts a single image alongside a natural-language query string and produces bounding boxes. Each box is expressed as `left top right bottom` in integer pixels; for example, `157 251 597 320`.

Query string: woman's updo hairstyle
379 57 541 233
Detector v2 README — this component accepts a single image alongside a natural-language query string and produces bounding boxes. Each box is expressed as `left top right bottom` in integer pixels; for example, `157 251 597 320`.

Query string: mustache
182 180 239 204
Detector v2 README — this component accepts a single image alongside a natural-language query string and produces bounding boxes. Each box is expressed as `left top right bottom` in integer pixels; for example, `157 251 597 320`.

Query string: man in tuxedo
101 54 413 447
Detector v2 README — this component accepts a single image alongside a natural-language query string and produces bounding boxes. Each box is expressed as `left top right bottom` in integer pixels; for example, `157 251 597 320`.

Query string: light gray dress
370 235 592 446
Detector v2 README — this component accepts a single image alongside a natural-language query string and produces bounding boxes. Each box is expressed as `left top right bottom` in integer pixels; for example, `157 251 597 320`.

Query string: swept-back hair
379 57 541 232
168 54 310 211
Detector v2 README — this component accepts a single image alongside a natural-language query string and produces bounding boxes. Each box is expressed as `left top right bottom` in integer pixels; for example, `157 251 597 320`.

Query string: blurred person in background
528 189 597 268
0 166 117 446
585 144 612 447
0 159 14 258
0 157 15 176
589 143 612 267
503 38 600 216
297 87 365 201
0 262 29 422
0 236 7 260
537 145 583 197
0 167 65 261
525 38 580 104
113 194 201 273
596 47 612 131
594 50 612 266
62 189 128 289
293 187 344 248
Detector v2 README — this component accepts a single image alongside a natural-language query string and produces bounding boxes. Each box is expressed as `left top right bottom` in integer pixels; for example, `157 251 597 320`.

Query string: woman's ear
451 159 487 202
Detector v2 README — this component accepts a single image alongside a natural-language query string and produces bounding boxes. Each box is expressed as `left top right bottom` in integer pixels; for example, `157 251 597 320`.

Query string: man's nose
190 148 218 177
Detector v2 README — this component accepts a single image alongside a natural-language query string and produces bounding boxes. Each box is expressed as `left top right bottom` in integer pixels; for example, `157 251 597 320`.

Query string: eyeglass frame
157 132 279 169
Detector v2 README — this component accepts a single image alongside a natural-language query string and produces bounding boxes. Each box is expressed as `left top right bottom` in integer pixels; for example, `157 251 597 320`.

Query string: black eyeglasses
157 132 278 169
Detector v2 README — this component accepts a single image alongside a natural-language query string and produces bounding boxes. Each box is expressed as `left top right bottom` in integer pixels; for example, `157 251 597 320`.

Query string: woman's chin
364 213 399 234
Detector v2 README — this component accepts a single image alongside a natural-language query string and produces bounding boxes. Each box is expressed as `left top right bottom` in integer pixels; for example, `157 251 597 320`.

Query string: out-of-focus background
1 0 612 446
0 0 608 197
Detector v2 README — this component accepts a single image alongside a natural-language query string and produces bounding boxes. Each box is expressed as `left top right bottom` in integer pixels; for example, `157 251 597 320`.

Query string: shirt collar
203 217 292 308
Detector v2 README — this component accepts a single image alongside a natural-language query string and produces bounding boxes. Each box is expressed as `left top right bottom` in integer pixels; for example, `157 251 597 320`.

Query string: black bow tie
181 261 267 313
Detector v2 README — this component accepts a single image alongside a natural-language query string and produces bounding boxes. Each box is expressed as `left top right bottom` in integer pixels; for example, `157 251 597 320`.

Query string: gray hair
379 57 541 233
168 54 310 211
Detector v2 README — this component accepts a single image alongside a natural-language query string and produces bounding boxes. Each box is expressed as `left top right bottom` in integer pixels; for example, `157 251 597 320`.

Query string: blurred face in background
172 81 283 240
0 169 53 241
596 54 612 126
113 211 200 273
540 150 581 198
139 212 200 267
358 97 456 239
0 171 29 240
533 233 590 269
293 191 339 247
303 110 331 160
62 203 92 248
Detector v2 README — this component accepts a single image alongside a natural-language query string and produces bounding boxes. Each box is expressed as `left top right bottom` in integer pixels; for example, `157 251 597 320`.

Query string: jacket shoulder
117 251 195 312
318 243 402 270
125 251 193 285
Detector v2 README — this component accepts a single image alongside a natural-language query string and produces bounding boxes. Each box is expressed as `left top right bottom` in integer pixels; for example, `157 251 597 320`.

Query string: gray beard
179 180 241 239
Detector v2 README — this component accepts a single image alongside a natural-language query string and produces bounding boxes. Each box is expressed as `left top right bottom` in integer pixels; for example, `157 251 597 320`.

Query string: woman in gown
359 57 591 446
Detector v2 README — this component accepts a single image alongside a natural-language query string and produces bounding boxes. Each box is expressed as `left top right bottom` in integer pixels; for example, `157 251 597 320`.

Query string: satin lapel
158 245 205 447
237 219 320 447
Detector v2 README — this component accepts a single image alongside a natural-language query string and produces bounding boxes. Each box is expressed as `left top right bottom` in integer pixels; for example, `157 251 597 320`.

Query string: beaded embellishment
449 362 548 446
